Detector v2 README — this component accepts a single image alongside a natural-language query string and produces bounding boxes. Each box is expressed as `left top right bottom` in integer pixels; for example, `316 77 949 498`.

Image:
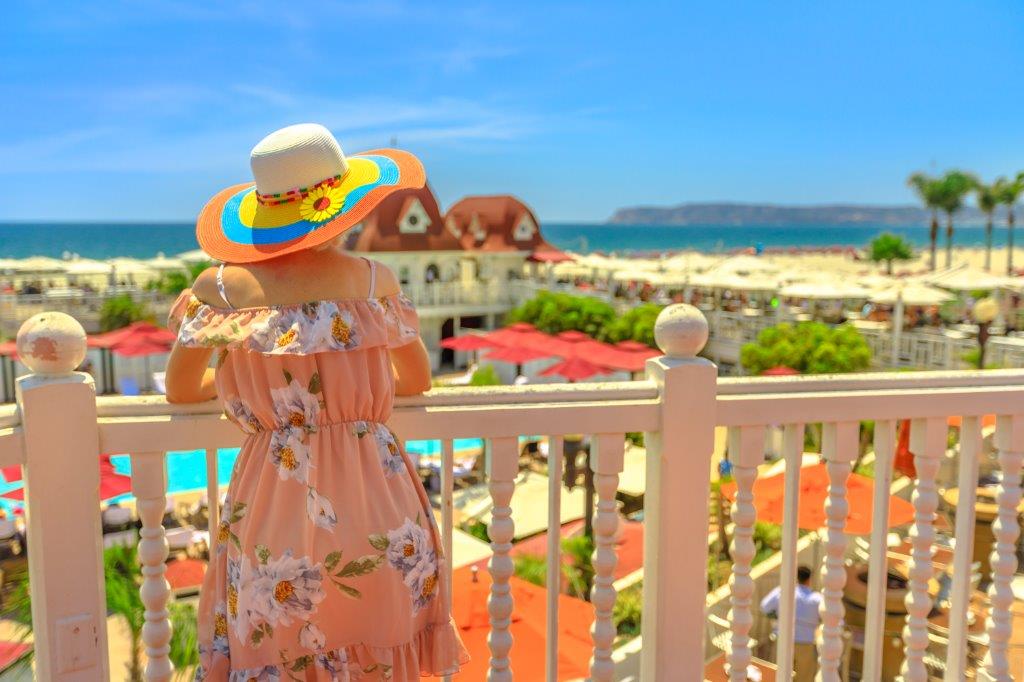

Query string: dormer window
399 198 431 234
469 214 486 243
513 214 537 241
445 215 462 238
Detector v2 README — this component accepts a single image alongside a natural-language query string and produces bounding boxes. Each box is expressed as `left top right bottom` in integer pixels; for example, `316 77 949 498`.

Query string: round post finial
16 312 87 376
654 304 708 358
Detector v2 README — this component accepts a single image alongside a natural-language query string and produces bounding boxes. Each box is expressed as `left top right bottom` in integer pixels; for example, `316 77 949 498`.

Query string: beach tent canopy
12 256 67 273
108 257 156 276
778 281 871 300
720 462 914 534
870 282 956 306
922 266 1019 292
146 253 189 271
63 258 113 276
177 249 214 263
527 249 573 263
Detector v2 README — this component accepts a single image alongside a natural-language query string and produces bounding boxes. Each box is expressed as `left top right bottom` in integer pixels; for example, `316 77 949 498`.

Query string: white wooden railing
2 306 1024 680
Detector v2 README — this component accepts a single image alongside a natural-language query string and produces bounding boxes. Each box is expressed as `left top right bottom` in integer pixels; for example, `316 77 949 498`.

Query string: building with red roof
337 187 568 369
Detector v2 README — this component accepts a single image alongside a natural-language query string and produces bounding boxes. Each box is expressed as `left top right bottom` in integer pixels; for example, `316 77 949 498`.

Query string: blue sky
2 0 1022 222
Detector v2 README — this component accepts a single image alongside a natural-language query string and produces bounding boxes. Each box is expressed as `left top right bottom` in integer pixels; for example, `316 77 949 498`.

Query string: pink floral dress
168 265 468 681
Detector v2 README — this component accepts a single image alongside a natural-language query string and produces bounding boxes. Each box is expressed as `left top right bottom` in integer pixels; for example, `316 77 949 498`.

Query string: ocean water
0 221 1011 259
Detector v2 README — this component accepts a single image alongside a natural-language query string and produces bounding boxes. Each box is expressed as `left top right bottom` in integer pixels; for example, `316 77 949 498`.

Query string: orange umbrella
447 566 594 681
720 462 914 535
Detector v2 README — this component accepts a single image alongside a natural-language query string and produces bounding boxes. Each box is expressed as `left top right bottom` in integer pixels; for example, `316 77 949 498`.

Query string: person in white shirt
760 565 822 681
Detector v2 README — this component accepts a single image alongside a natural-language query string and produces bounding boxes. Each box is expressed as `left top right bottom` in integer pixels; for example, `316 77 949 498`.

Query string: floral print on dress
228 667 281 682
270 376 321 432
169 288 418 355
377 516 440 614
248 551 326 631
305 488 337 531
270 429 313 484
225 397 263 434
375 427 404 478
217 499 247 554
212 603 231 658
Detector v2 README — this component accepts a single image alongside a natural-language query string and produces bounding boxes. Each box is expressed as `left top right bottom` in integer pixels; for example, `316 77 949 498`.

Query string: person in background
760 565 822 681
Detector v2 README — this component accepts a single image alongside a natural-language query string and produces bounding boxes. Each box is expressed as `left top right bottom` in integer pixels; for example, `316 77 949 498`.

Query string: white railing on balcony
2 306 1024 680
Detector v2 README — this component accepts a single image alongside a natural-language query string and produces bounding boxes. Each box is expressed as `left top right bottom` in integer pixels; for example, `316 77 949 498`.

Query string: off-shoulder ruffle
195 619 470 681
167 289 419 355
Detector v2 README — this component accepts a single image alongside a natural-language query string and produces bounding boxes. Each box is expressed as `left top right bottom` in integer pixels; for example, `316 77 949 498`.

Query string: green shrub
100 294 154 331
741 321 871 375
469 364 502 386
613 583 643 637
513 554 548 587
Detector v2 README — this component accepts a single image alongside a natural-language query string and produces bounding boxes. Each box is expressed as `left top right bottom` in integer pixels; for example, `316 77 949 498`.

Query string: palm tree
995 174 1024 275
976 182 999 271
907 172 945 271
937 170 977 269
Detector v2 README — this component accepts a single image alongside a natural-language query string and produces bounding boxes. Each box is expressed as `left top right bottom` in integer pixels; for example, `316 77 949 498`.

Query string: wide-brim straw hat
196 123 425 263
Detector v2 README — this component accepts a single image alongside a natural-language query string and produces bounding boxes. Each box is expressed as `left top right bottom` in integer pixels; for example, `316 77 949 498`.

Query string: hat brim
196 148 424 263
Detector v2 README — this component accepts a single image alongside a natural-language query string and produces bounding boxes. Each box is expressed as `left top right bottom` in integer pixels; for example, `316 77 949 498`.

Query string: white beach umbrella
146 253 188 271
924 266 1017 292
64 258 113 276
778 281 870 300
871 282 955 307
177 249 215 263
12 256 67 272
108 257 156 276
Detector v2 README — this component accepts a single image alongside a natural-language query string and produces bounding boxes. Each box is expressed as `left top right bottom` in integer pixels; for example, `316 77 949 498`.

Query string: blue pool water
0 437 492 508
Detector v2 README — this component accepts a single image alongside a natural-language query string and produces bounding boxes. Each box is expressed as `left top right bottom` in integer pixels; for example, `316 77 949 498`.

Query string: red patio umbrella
439 335 495 351
615 340 653 353
1 466 21 483
2 455 131 501
484 346 553 364
88 322 175 349
110 338 172 357
540 356 609 382
762 366 800 376
556 330 591 343
0 341 17 358
719 462 914 535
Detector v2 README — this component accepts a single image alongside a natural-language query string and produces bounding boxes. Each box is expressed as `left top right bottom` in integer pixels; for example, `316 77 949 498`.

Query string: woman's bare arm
375 264 432 395
165 343 217 403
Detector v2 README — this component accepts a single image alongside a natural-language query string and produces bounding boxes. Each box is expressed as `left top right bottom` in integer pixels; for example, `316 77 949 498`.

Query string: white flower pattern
247 551 325 630
270 380 320 432
375 427 405 478
385 517 432 574
228 667 281 682
269 428 313 484
305 488 338 531
298 621 327 651
225 397 263 434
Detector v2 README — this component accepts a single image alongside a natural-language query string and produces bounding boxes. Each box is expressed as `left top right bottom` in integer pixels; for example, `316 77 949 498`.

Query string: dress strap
364 257 377 298
216 263 234 309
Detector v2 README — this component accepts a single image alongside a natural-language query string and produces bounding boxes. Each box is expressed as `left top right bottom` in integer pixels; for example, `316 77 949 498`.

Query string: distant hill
607 202 988 226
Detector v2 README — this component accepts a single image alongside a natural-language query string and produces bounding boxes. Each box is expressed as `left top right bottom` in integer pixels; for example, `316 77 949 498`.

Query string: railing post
15 312 110 680
641 304 717 680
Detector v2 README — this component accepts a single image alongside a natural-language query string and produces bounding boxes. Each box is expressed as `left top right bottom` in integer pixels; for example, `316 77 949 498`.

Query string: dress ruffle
167 290 419 354
196 619 470 681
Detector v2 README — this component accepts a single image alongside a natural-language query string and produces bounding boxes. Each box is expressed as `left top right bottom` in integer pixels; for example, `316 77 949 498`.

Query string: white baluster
131 451 173 682
820 421 858 681
487 436 519 682
727 424 766 681
984 415 1024 681
774 423 805 677
590 433 625 681
901 417 945 682
864 420 896 681
546 435 564 682
945 416 981 681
